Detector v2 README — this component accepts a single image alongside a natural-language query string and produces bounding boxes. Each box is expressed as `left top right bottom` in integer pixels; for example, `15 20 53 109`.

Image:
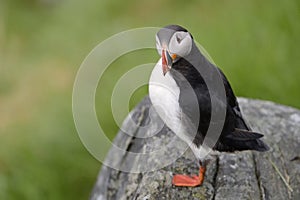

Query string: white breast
149 59 213 160
149 59 182 134
149 59 197 149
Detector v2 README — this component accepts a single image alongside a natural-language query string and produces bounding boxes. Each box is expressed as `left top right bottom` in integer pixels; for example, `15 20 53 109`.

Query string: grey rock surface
90 97 300 200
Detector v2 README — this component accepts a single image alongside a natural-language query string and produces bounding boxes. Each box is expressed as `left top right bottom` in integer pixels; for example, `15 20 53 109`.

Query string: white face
156 31 193 59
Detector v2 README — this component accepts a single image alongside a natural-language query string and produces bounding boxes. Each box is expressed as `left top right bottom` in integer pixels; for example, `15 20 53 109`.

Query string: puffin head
156 25 193 75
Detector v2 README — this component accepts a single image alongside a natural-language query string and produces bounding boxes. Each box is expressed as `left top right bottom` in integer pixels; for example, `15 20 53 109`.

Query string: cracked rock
90 97 300 200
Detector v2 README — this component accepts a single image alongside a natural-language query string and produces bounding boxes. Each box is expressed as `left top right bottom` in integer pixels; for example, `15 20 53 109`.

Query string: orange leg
172 166 206 187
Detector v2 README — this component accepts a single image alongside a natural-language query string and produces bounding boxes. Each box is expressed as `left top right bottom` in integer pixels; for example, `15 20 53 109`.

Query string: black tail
225 129 269 152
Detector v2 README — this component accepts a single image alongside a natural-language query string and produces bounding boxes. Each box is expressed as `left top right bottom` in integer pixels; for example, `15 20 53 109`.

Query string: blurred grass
0 0 299 199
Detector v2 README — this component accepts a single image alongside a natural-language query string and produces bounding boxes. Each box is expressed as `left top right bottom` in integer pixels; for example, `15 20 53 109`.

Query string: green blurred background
0 0 299 199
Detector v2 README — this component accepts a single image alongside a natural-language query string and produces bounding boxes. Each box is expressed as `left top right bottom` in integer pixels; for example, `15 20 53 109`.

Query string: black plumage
169 28 269 153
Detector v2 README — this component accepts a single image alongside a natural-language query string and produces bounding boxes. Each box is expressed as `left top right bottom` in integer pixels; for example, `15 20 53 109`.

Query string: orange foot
172 167 206 187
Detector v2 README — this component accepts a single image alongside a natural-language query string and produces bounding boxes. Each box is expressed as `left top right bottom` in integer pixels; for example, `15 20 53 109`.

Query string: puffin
149 25 269 187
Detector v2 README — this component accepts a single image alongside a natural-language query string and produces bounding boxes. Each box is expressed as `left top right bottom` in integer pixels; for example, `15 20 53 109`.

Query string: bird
149 24 269 187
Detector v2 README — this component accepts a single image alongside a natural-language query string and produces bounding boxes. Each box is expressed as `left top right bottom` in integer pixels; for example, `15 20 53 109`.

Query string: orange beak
162 49 176 76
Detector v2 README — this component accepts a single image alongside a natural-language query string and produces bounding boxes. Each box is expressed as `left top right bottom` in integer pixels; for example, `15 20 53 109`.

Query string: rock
90 97 300 200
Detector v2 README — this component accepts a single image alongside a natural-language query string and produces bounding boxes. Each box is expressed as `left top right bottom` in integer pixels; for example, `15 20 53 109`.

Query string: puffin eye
176 35 182 44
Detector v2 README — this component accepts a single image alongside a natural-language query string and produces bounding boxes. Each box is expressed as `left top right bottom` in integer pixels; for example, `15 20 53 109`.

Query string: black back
170 52 269 152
